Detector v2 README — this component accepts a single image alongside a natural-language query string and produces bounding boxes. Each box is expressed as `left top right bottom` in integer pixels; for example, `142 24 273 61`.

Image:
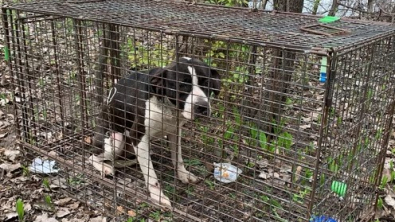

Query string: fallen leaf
56 208 71 218
300 124 311 130
0 163 21 172
295 166 302 182
0 132 8 138
54 198 72 206
385 195 395 209
84 136 91 144
68 201 79 210
258 171 269 180
25 203 32 212
117 205 126 215
5 212 18 221
4 150 20 161
35 213 59 222
89 216 106 222
128 210 137 217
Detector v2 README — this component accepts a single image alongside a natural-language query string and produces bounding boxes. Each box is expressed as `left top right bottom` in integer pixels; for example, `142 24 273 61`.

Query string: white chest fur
144 96 186 138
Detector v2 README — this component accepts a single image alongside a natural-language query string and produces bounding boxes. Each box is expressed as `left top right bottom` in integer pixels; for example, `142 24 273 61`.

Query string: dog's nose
194 101 210 117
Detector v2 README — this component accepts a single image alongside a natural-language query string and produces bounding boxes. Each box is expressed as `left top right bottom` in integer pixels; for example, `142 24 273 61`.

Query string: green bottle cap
4 46 10 61
331 180 347 197
319 16 340 23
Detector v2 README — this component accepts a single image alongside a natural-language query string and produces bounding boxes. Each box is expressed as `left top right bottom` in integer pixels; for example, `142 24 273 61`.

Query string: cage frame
2 0 395 221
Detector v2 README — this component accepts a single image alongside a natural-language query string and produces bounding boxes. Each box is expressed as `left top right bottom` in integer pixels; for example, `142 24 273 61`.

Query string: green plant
186 186 195 196
328 157 339 173
205 0 247 7
21 165 30 176
259 131 267 150
43 178 51 190
285 97 293 106
184 159 201 167
127 40 174 69
44 195 54 211
67 175 85 185
277 132 293 151
380 175 389 189
16 198 24 222
292 188 310 204
205 179 215 190
200 125 214 145
377 197 383 210
164 184 175 196
149 211 161 221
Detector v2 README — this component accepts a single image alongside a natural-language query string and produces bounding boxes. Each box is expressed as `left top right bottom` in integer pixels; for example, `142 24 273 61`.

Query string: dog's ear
150 68 167 96
210 69 221 96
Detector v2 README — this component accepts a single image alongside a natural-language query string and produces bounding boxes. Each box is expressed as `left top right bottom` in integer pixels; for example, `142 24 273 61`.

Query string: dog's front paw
149 184 172 208
178 169 199 184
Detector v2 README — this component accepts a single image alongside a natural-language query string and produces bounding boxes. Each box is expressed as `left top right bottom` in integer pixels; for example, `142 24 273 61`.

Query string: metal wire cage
3 0 395 221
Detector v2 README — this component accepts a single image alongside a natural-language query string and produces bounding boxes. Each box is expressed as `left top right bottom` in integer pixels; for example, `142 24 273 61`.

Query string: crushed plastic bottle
213 162 242 183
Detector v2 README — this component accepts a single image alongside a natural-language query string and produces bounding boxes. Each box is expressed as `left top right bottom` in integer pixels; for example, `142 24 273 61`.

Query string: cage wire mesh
2 0 395 221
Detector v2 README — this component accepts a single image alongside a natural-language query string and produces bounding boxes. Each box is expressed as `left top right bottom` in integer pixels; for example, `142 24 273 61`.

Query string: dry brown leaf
384 195 395 210
295 166 302 182
89 216 106 222
0 163 21 173
35 213 59 222
84 136 92 144
128 209 137 217
56 208 71 218
300 124 311 130
4 150 20 162
117 205 126 215
67 201 79 210
54 198 72 206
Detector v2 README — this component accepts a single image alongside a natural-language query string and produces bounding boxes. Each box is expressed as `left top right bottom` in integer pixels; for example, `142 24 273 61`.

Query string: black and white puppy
92 57 220 207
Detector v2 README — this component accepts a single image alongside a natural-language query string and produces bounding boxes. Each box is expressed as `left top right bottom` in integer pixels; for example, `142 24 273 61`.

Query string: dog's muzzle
194 100 210 118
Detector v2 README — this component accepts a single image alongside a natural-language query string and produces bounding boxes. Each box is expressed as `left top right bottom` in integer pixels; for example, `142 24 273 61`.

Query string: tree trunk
328 0 338 16
312 0 321 15
273 0 304 13
367 0 375 13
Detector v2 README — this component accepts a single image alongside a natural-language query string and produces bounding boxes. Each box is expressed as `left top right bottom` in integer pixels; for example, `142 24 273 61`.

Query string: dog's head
150 57 221 120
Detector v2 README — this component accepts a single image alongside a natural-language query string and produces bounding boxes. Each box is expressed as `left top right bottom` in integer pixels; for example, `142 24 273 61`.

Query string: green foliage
126 40 174 68
149 211 161 221
328 157 339 173
43 178 51 191
205 179 215 190
278 132 293 151
200 125 215 145
259 131 267 150
21 165 30 177
16 198 24 222
377 197 383 210
292 188 310 204
380 175 389 189
205 0 247 7
44 195 54 211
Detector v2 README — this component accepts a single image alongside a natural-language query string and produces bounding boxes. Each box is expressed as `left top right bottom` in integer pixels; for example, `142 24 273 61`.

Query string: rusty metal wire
4 0 395 52
2 0 395 221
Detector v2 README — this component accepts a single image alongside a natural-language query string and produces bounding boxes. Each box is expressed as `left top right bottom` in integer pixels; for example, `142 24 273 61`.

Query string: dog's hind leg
169 128 198 184
133 135 172 208
103 132 125 161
